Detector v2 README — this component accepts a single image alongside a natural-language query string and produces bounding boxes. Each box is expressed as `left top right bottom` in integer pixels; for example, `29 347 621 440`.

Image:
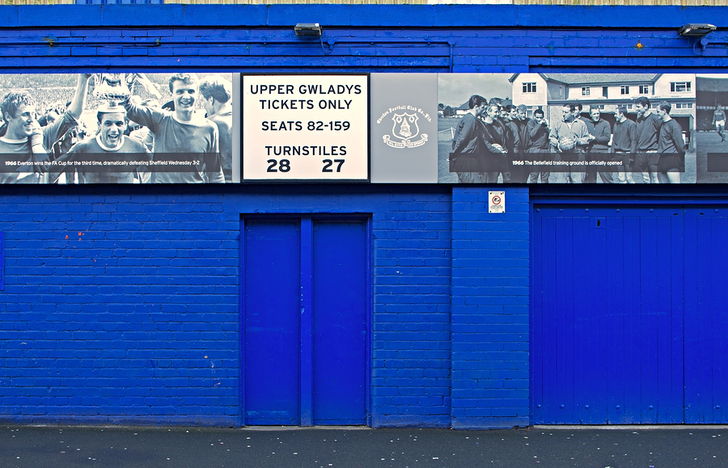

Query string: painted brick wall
450 187 530 429
0 185 533 428
0 187 241 425
0 28 717 73
0 185 454 426
0 5 722 73
369 189 452 427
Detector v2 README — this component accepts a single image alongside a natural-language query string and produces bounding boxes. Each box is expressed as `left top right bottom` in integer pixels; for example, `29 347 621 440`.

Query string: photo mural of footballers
695 74 728 183
437 73 697 184
0 73 236 184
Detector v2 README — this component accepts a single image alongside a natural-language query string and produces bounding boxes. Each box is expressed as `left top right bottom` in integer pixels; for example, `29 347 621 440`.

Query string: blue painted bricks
0 186 457 426
0 5 724 73
0 184 533 428
0 183 533 428
451 188 530 429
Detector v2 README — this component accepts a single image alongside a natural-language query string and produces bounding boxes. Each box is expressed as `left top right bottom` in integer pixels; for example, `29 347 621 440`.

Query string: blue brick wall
0 188 241 425
0 185 455 426
451 187 530 429
370 192 452 427
0 5 723 73
0 27 719 73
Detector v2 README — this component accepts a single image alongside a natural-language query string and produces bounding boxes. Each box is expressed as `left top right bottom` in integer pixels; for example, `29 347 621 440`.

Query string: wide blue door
532 206 685 424
533 204 728 424
242 216 369 426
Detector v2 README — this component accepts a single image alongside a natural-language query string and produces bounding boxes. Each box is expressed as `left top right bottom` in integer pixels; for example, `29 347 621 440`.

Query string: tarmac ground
2 424 728 467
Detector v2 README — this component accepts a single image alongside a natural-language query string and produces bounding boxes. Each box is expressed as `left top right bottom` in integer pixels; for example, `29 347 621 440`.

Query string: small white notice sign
488 191 505 213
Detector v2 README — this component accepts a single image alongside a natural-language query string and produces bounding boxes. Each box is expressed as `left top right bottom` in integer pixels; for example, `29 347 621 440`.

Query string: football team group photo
438 73 698 184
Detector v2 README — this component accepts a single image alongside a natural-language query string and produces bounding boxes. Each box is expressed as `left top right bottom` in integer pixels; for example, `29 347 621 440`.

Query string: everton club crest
377 105 430 149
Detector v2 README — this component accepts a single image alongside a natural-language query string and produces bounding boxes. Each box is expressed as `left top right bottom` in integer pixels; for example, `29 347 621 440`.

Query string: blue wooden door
242 216 369 425
683 208 728 423
243 219 301 425
312 220 369 425
532 206 685 424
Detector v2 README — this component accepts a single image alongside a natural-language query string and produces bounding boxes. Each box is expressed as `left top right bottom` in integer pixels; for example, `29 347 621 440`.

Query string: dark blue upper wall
0 5 725 28
0 5 725 73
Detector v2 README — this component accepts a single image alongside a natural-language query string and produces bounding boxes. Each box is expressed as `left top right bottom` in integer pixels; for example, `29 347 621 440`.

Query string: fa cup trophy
92 73 136 103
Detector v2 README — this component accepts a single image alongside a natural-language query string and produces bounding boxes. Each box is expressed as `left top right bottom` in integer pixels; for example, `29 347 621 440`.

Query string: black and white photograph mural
695 74 728 183
0 73 238 184
438 73 697 184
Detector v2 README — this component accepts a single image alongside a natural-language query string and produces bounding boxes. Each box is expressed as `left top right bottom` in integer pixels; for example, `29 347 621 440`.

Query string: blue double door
242 216 369 426
533 205 728 424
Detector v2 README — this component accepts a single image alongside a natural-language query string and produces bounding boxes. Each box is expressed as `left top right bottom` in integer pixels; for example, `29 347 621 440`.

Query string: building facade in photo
510 73 696 133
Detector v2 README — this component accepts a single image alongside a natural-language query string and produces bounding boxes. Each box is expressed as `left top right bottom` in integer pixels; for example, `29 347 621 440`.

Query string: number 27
322 159 345 173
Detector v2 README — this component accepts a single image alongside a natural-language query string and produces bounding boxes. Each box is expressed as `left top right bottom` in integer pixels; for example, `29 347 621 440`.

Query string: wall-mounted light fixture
679 23 717 37
294 23 323 38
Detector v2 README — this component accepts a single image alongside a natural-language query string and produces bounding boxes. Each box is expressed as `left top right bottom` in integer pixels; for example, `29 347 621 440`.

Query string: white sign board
488 191 505 213
242 75 369 181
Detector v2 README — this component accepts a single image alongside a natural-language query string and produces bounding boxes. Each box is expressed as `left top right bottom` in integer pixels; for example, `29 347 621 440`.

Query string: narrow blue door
242 216 369 425
532 206 684 424
684 208 728 423
312 220 368 425
243 219 301 424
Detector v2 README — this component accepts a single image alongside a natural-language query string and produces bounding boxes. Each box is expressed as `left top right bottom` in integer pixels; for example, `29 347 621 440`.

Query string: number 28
266 159 290 172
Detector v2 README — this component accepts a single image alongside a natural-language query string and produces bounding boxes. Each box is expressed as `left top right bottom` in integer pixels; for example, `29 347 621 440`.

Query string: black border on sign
240 73 371 184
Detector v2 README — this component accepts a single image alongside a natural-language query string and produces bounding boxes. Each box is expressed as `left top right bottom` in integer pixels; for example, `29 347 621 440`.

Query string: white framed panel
242 75 369 182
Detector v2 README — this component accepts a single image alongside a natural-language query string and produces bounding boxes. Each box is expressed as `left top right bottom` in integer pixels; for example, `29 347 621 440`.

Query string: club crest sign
377 105 430 149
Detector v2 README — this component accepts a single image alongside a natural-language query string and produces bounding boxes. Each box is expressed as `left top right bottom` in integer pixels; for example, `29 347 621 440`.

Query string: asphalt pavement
1 424 727 468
